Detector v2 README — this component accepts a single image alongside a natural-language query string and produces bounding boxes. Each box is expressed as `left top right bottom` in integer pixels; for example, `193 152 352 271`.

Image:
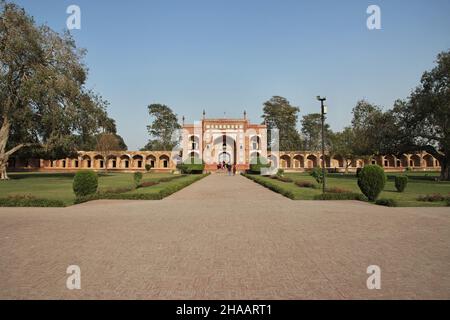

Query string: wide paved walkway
0 174 449 299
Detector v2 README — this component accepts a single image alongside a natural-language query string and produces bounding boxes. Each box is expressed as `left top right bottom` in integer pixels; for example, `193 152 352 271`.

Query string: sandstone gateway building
7 115 442 174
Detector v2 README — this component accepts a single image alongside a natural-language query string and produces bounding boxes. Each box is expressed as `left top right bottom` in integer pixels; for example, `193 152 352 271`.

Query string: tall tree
328 127 357 173
95 133 121 172
142 104 181 151
388 51 450 180
114 134 128 151
0 1 115 179
261 96 302 151
301 113 332 151
350 100 384 157
349 99 400 161
76 114 127 152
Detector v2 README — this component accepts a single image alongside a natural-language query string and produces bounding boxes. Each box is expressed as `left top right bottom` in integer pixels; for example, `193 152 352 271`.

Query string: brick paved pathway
0 174 449 299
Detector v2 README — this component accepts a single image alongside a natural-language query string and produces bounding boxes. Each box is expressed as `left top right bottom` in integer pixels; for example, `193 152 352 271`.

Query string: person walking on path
227 163 232 176
233 164 237 176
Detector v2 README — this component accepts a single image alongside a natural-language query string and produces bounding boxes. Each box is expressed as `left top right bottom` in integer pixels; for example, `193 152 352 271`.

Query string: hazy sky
12 0 450 150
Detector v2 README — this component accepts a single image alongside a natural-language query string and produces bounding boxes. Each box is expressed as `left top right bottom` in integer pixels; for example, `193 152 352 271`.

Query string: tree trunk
345 159 351 174
417 146 448 181
0 159 9 180
0 117 26 180
441 157 450 181
104 155 108 173
0 118 11 180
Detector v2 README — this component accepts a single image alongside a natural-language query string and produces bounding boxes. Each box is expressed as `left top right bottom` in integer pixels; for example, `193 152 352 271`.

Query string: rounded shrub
395 175 408 193
134 172 143 187
357 165 386 201
145 164 152 172
73 170 98 198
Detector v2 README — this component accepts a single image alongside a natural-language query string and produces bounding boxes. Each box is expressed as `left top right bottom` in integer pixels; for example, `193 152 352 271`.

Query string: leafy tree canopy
328 127 358 171
301 113 332 152
261 96 302 151
389 50 450 180
142 104 181 151
347 50 450 180
0 1 117 179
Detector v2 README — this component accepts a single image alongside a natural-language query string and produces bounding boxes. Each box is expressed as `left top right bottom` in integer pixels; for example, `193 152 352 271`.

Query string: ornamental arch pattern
5 117 442 174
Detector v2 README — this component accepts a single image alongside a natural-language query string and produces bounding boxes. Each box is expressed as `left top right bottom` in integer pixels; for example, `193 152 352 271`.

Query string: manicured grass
124 174 206 196
0 172 176 206
245 172 450 207
75 174 208 202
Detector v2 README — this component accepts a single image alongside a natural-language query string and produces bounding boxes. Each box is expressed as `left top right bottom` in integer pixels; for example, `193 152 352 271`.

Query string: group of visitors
217 161 237 176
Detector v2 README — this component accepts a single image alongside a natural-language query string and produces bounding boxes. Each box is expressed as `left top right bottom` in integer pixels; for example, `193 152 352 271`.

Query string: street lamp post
317 96 327 194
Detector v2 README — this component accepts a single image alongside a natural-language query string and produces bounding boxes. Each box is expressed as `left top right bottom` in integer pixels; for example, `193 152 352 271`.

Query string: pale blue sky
12 0 450 150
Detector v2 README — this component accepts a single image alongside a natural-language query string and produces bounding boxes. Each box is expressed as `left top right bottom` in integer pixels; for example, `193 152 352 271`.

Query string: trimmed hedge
177 163 205 174
313 193 367 201
248 157 271 174
395 175 408 193
73 170 98 197
158 175 207 198
0 194 65 207
325 187 352 194
375 198 398 207
100 186 135 194
138 181 159 188
271 175 293 183
159 175 185 182
243 174 295 199
99 174 184 193
248 163 271 174
73 194 101 204
74 174 208 204
357 165 386 201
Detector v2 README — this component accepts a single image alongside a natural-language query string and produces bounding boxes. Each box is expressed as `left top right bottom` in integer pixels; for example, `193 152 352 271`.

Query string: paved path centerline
0 174 449 299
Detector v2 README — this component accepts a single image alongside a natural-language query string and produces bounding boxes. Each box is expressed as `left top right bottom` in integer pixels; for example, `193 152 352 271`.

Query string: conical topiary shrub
357 165 386 201
73 170 98 198
395 175 408 193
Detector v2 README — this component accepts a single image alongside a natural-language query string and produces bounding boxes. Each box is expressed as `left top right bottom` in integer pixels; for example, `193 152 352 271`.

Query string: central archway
213 135 237 165
218 152 231 164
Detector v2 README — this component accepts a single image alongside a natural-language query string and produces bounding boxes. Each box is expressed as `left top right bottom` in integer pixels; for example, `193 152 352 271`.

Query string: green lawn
247 172 450 207
0 172 175 206
123 174 204 196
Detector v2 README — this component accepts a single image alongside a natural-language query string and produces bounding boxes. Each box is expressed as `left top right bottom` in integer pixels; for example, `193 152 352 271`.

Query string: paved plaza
0 174 449 299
